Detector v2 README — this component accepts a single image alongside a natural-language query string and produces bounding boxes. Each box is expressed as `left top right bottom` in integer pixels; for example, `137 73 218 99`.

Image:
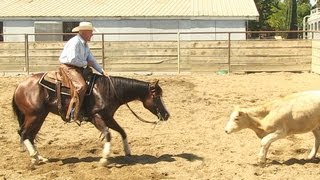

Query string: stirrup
63 108 74 123
70 108 75 119
68 108 82 126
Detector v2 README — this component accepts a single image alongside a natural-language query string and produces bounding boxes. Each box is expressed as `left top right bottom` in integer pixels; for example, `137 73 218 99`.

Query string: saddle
39 67 97 122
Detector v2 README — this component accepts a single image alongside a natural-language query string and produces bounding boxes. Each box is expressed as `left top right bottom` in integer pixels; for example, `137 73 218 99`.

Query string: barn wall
0 39 312 74
93 19 246 41
3 20 34 42
2 19 247 42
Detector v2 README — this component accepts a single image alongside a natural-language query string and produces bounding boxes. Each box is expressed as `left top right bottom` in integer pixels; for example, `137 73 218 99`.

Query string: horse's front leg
106 118 131 156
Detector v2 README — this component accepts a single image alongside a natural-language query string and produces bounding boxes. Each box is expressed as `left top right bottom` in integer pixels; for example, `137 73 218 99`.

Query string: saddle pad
39 73 97 96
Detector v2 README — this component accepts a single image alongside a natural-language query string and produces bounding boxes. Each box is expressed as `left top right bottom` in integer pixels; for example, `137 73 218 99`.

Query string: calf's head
225 109 250 134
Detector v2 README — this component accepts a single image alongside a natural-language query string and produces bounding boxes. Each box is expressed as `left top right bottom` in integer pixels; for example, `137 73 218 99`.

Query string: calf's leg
307 128 320 159
258 130 285 164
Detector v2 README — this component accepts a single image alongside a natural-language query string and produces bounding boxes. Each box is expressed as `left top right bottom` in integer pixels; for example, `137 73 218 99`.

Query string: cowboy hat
72 22 95 32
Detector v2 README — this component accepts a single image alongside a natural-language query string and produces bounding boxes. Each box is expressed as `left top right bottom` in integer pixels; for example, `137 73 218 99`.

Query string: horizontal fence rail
0 31 318 75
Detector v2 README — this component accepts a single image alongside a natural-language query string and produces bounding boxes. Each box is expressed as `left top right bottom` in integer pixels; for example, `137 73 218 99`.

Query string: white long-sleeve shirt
59 35 104 74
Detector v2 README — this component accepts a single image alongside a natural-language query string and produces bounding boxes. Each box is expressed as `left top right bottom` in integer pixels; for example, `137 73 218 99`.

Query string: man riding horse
59 22 105 122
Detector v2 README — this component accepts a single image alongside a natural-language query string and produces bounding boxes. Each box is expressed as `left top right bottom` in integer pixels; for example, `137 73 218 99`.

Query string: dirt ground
2 72 320 180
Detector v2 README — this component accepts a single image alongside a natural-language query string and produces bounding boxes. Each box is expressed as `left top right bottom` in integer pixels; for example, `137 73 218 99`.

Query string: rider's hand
102 71 107 76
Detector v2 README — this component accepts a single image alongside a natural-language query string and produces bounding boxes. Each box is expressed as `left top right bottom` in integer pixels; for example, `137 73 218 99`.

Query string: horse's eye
153 95 158 101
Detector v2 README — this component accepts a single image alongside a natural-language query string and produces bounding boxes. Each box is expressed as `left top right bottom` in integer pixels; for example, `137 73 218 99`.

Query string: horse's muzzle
158 112 170 121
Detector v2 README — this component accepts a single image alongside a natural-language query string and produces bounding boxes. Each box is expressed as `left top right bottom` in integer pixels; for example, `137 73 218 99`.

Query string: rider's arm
87 52 105 74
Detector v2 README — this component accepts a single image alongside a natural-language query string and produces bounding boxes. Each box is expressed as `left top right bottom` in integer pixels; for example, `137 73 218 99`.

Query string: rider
59 21 105 122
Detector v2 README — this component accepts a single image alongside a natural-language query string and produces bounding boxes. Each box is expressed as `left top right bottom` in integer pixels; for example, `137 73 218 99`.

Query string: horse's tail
12 94 25 133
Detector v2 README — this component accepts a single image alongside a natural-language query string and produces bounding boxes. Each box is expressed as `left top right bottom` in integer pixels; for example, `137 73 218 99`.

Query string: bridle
105 75 160 125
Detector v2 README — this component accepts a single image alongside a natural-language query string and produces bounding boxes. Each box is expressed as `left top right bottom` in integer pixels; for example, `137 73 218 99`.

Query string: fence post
24 34 29 75
312 31 314 39
228 32 231 74
177 32 180 74
101 34 105 71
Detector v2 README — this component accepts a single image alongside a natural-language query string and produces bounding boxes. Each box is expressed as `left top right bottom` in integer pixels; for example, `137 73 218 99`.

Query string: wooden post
101 34 105 71
24 34 29 75
312 31 314 39
177 32 180 74
228 32 231 74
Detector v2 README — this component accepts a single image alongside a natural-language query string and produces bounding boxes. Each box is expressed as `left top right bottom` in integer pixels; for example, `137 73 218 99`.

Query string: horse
12 72 170 166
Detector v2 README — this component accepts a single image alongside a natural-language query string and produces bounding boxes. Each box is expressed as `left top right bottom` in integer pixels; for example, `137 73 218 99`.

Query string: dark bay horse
12 73 170 166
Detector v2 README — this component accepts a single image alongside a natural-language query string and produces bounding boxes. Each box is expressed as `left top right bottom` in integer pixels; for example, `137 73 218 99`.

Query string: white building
0 0 259 42
306 7 320 39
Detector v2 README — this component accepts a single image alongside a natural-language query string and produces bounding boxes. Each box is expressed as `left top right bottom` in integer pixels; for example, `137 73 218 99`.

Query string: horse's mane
97 75 149 102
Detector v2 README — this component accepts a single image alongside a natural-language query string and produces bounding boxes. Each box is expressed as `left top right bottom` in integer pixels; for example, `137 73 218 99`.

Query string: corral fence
1 30 320 75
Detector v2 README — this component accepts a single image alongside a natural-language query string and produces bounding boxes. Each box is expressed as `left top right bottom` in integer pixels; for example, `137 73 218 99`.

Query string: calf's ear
238 110 245 116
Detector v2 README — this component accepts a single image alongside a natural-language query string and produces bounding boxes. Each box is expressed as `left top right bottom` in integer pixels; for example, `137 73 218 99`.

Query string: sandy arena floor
1 72 320 180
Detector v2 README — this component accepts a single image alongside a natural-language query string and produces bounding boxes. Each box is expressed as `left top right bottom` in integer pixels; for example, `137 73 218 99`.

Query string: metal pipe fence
0 30 317 75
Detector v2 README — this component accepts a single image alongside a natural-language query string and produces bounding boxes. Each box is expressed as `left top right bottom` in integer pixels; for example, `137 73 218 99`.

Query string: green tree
251 0 311 30
268 2 287 30
248 0 280 31
287 0 298 38
267 0 311 38
297 0 311 30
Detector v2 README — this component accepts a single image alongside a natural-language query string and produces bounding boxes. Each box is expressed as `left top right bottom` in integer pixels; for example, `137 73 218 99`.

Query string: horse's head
143 80 170 121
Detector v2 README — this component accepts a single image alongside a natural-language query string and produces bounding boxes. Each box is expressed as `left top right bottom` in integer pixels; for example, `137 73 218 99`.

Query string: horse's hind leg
92 115 113 166
20 114 48 165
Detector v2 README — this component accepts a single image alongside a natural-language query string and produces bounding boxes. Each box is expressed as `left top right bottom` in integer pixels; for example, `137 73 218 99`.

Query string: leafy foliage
248 0 280 31
249 0 311 33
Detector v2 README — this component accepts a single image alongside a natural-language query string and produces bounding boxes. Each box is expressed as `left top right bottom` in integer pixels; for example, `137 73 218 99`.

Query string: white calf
225 91 320 164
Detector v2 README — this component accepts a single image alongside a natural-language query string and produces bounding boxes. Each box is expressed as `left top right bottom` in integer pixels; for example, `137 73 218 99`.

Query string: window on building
318 21 320 31
63 21 79 41
0 22 3 42
34 21 62 41
311 23 314 30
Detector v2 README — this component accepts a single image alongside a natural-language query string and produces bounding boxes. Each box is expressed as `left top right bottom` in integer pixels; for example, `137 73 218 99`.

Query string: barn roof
0 0 259 20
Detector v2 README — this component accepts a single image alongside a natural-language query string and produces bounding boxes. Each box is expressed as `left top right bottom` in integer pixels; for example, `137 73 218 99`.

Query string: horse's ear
151 80 159 87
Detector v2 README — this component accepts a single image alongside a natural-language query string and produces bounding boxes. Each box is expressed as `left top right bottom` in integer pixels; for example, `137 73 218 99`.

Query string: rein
105 75 158 125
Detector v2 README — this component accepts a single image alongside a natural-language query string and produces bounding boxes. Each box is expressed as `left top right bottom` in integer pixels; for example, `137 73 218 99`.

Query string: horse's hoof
38 156 49 162
307 154 316 160
29 164 36 170
257 159 267 167
258 162 266 167
31 158 39 165
99 158 108 167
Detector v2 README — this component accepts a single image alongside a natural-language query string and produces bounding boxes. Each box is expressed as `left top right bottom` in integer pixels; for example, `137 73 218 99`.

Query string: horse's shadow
270 157 320 166
49 153 203 167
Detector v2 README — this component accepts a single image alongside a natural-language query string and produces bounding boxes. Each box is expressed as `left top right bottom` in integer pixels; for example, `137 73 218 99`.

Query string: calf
225 91 320 164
